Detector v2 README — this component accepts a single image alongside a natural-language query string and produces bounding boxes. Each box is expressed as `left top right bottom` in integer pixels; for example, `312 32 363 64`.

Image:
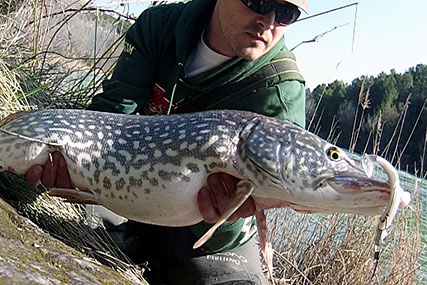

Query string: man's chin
239 48 266 61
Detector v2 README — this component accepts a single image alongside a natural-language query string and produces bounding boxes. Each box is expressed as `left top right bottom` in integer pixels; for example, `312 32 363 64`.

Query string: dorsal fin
0 111 30 127
0 110 63 149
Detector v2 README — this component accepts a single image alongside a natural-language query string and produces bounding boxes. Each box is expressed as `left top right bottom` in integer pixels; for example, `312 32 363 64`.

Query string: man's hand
197 173 256 223
25 152 72 188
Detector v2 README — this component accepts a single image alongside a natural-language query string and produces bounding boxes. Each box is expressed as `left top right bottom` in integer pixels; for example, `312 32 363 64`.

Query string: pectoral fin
193 180 255 249
49 188 101 205
256 207 274 280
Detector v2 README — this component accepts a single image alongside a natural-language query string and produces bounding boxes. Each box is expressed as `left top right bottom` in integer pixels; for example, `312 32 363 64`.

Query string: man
26 0 308 283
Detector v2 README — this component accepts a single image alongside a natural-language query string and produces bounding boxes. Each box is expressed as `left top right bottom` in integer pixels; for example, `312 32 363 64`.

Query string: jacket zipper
167 62 184 115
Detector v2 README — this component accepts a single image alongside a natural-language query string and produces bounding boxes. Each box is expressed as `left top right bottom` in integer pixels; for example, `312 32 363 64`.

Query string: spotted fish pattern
0 109 395 226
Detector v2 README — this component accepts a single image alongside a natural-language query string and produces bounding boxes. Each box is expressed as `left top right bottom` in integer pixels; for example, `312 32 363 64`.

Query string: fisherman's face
207 0 293 61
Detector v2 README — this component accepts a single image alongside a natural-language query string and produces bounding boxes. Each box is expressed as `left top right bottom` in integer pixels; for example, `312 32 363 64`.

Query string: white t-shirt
184 32 231 78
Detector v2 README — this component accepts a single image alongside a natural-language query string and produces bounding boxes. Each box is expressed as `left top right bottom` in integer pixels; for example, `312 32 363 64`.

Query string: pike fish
0 109 410 276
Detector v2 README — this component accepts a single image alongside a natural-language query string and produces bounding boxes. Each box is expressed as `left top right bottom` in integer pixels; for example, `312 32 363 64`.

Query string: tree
306 64 427 175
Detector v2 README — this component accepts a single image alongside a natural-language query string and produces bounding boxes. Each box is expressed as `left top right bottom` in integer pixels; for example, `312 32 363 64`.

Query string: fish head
241 118 395 215
282 141 392 215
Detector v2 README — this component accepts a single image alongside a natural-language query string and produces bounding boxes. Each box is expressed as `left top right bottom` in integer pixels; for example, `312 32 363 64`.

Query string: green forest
306 64 426 176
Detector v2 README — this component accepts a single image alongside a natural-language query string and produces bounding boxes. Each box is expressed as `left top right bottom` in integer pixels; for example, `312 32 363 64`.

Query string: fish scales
0 109 401 225
0 110 241 169
0 110 254 225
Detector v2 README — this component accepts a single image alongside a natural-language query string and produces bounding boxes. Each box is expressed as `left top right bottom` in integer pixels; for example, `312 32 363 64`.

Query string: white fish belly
66 158 210 227
99 180 205 227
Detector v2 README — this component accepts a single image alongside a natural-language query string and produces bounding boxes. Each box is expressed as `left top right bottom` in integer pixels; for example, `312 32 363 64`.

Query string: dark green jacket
88 0 306 252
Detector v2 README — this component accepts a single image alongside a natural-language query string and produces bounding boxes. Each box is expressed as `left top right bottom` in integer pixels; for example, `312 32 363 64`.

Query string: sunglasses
241 0 301 26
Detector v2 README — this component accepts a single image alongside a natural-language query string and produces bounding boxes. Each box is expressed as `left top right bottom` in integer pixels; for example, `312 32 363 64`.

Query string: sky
93 0 427 90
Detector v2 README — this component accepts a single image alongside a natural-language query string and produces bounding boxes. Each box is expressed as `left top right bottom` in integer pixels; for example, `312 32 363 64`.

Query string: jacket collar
175 0 216 64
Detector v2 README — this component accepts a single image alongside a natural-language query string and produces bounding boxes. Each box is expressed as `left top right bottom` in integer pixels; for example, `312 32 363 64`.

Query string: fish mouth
295 174 391 215
254 171 392 216
326 173 390 195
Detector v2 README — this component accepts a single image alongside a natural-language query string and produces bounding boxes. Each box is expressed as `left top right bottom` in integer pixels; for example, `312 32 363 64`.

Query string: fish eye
327 147 342 161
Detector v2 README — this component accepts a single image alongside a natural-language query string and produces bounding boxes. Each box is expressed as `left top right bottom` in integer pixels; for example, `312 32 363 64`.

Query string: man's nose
256 10 276 30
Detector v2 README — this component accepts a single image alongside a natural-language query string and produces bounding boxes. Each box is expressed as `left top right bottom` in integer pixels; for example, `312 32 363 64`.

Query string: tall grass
0 0 128 118
0 0 424 284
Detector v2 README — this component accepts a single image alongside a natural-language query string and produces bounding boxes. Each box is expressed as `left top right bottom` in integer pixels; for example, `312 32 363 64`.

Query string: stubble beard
219 22 268 61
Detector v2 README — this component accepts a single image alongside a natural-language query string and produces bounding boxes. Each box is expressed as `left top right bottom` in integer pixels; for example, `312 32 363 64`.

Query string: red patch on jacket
144 84 176 115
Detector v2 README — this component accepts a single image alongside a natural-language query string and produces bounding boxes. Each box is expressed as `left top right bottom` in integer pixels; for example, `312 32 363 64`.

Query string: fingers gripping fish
0 109 410 277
